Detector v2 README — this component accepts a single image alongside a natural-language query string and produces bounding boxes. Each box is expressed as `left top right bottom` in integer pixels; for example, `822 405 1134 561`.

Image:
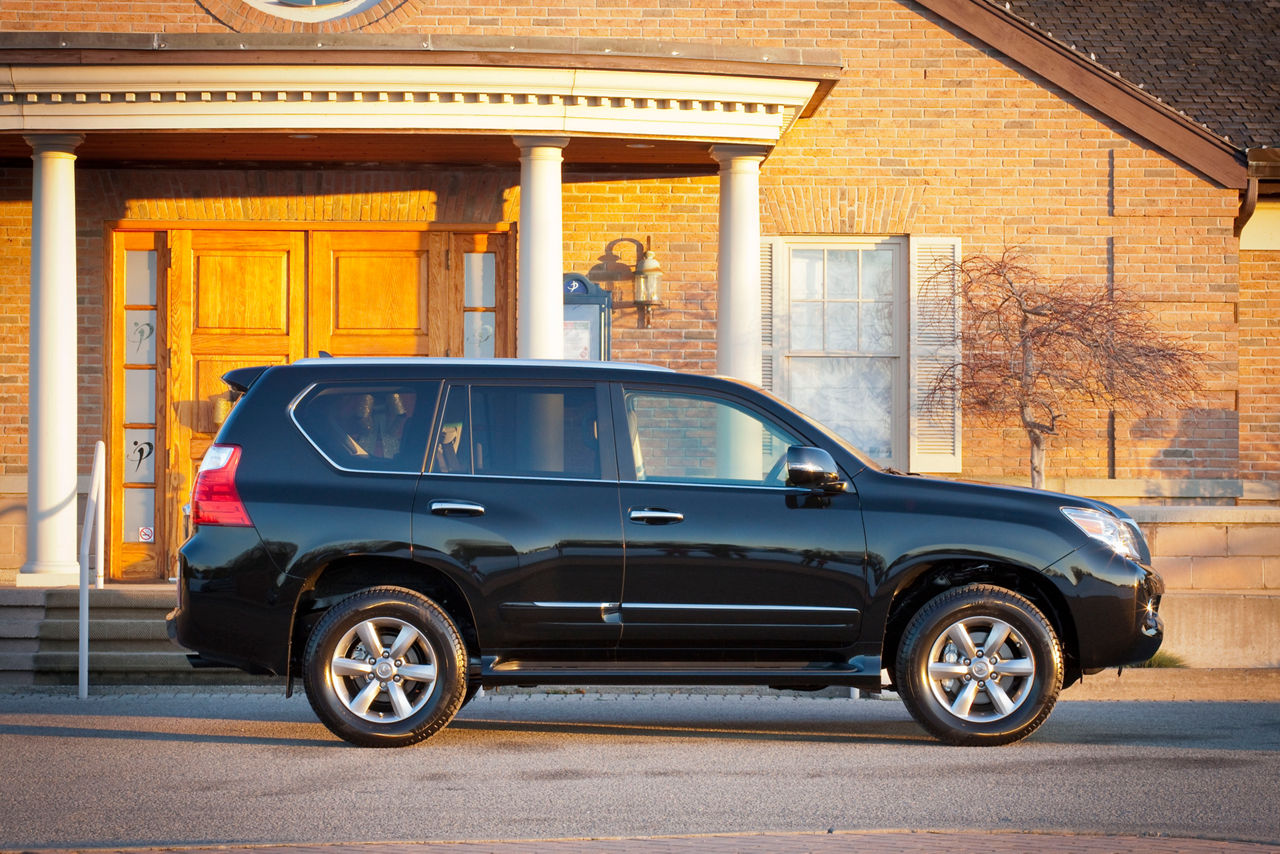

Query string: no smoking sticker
138 527 154 543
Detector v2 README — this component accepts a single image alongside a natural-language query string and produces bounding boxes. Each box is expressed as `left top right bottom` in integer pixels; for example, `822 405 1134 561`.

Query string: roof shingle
1001 0 1280 150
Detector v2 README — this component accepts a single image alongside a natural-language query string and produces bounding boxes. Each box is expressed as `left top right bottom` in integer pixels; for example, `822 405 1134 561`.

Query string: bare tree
925 249 1204 489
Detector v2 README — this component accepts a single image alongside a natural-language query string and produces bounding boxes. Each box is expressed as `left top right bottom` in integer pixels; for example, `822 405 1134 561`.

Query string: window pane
464 312 495 358
790 249 823 300
788 357 895 461
862 248 895 300
295 383 433 472
826 250 859 299
826 302 860 351
624 390 800 485
123 428 156 484
470 386 600 479
125 250 156 305
122 487 155 542
791 301 824 350
124 368 155 425
124 310 157 364
861 301 895 352
464 253 496 308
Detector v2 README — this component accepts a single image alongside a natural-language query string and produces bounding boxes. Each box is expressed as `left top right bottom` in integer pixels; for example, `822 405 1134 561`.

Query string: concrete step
0 589 49 608
0 651 36 671
42 589 177 621
29 650 274 686
0 637 40 654
37 618 173 643
35 650 198 671
0 617 40 638
28 650 276 686
0 586 177 615
0 584 253 685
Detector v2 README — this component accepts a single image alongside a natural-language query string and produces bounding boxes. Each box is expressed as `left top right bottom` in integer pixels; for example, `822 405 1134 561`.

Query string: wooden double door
111 227 511 580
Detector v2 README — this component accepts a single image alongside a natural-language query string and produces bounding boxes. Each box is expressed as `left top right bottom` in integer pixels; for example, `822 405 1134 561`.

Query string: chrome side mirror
786 446 847 492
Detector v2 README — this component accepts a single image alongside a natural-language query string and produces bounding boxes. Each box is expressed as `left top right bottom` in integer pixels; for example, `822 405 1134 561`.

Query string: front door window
623 389 800 486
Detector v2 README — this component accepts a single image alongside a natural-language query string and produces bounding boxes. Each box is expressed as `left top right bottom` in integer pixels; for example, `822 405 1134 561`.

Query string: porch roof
0 33 841 173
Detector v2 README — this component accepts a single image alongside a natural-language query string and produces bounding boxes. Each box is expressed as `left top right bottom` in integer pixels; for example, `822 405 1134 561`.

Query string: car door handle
429 499 485 517
628 508 684 525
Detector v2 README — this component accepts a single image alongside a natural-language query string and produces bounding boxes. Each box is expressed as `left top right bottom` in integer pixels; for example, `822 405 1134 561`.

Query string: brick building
0 0 1277 653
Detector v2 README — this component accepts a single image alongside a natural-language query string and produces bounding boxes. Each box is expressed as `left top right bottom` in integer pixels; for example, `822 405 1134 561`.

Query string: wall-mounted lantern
594 237 663 329
633 247 663 328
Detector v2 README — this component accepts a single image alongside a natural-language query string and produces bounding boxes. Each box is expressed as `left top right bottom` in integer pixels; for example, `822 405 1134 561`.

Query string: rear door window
429 384 604 480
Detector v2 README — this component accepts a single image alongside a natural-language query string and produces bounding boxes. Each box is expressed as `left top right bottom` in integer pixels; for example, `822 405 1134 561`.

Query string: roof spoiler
221 365 269 396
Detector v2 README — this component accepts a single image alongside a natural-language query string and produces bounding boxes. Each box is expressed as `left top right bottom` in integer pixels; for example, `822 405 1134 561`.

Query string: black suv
167 358 1163 747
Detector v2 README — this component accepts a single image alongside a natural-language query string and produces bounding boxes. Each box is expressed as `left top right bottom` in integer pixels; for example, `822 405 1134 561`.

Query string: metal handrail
78 440 106 699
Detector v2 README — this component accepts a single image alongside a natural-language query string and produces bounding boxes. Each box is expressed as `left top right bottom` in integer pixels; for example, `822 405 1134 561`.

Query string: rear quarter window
292 381 437 472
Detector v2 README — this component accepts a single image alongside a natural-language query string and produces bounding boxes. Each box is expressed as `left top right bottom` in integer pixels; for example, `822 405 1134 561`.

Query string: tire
303 586 468 748
458 682 484 709
896 584 1063 746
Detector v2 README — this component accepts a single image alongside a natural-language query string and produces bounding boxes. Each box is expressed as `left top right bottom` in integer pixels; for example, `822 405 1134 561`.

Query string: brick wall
1239 250 1280 478
0 0 1251 493
0 171 31 481
561 173 720 373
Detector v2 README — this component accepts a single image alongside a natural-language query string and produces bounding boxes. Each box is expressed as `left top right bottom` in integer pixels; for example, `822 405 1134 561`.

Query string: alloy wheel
328 616 439 723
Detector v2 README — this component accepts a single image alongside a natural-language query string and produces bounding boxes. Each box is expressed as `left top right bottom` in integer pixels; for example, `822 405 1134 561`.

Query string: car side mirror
785 446 847 493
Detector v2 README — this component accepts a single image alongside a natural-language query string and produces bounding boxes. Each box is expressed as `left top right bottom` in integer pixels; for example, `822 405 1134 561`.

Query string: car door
411 380 624 655
613 382 867 653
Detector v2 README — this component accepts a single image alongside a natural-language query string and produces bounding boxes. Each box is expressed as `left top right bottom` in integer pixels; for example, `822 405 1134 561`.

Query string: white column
711 144 768 385
18 134 84 587
514 136 569 360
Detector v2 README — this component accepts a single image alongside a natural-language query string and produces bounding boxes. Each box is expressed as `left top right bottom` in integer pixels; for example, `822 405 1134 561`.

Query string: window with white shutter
763 235 962 473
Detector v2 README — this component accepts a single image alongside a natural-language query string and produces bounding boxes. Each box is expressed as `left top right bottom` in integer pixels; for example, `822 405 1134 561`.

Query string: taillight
190 444 252 527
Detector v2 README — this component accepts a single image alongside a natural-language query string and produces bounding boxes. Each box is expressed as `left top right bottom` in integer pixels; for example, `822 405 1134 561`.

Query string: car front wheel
896 584 1062 746
303 586 467 747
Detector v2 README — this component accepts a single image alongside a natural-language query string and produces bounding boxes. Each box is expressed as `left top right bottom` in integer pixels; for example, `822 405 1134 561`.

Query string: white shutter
909 237 962 473
760 240 776 392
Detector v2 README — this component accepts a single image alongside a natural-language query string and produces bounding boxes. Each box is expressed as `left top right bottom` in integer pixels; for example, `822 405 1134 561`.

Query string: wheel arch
288 556 480 681
880 558 1082 688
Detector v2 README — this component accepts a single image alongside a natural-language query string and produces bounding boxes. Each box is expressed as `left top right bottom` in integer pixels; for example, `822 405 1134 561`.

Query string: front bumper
1049 543 1165 669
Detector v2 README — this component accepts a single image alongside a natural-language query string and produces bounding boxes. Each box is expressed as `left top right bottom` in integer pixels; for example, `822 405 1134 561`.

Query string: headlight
1061 507 1142 560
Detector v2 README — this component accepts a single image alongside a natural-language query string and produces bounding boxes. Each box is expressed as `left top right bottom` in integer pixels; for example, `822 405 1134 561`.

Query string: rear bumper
169 526 298 676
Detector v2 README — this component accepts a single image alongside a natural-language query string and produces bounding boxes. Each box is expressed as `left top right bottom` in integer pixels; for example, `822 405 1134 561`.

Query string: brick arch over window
761 184 926 236
196 0 418 33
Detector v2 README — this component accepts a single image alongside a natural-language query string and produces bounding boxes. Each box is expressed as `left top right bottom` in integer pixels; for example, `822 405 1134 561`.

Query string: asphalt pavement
2 681 1279 853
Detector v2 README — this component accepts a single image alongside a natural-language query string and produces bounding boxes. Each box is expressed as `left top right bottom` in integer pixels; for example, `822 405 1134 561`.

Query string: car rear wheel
303 586 467 747
896 584 1062 746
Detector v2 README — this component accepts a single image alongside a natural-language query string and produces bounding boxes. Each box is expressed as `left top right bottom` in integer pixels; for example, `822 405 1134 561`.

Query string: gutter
1235 177 1259 237
1236 148 1280 237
